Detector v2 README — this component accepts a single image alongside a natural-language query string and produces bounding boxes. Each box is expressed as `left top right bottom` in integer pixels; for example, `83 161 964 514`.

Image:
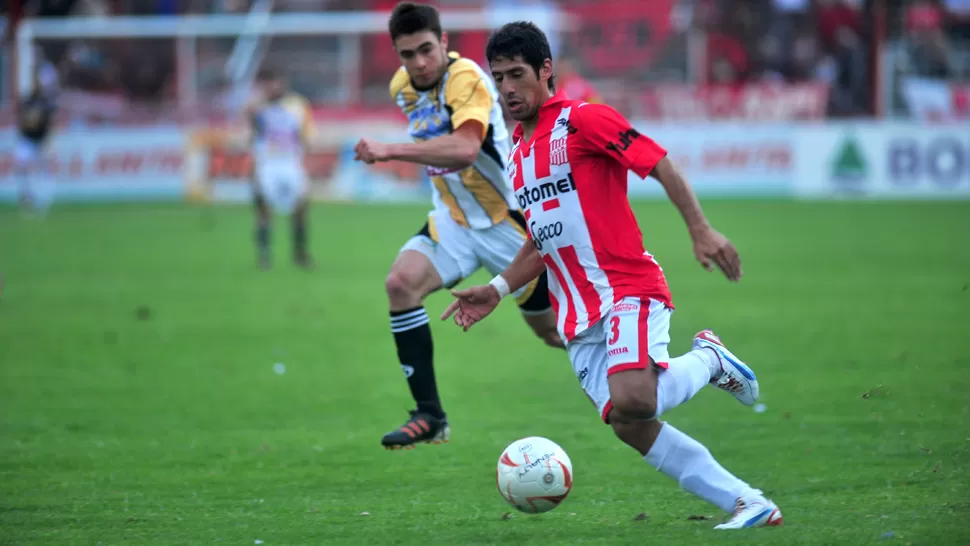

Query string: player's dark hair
486 21 555 91
388 2 443 42
257 67 281 81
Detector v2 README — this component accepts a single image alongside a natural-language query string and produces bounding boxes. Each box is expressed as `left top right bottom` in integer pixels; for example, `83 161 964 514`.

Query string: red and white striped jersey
509 92 673 342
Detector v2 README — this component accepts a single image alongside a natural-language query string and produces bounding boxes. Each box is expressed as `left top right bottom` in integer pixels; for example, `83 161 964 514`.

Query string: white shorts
254 162 308 215
14 136 44 169
567 297 672 423
400 208 551 313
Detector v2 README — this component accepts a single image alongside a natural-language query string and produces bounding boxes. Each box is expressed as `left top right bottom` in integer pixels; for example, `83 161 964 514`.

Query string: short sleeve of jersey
575 103 667 179
297 95 314 140
389 67 410 102
280 94 314 141
444 63 492 139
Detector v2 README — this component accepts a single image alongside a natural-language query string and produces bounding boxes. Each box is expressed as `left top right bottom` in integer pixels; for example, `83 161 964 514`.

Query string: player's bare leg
607 357 782 529
382 249 450 449
521 310 564 349
291 197 313 270
253 193 272 270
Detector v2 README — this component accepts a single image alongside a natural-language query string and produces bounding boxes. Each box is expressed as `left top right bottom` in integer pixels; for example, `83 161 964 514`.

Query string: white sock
30 176 55 211
644 422 758 513
654 349 718 417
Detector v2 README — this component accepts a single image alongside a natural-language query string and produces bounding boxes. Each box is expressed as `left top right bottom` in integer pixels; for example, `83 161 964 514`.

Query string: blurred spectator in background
6 0 967 122
59 41 116 92
816 0 862 50
944 0 970 34
816 0 868 115
899 0 952 78
25 0 109 17
697 0 751 83
893 0 969 120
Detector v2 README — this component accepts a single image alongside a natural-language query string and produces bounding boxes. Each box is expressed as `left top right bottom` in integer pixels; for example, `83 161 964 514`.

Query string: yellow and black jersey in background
390 51 514 230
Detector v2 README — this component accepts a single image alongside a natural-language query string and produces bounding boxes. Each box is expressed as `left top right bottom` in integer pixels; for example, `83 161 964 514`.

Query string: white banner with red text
185 120 797 203
626 123 795 197
0 127 186 203
3 121 969 204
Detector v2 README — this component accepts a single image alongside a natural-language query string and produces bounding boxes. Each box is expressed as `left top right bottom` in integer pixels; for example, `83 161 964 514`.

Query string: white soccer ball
496 436 573 514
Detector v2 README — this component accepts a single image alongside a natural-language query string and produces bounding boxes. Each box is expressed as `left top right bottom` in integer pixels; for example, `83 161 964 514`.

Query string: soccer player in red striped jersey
442 22 784 529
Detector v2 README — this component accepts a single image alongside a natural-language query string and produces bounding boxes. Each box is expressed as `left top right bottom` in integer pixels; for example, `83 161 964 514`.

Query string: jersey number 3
608 316 621 345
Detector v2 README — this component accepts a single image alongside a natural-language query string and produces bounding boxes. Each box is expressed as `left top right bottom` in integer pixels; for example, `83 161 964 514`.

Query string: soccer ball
496 436 573 514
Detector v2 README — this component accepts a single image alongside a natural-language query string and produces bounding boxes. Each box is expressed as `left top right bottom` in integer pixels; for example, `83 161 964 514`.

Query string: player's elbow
451 124 483 169
455 142 480 169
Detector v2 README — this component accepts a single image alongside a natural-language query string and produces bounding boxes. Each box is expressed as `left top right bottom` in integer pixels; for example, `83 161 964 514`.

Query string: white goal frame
15 9 577 104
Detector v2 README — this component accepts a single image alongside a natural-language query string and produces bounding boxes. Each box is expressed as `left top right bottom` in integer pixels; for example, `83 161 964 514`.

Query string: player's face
394 31 449 89
490 56 553 121
264 78 285 100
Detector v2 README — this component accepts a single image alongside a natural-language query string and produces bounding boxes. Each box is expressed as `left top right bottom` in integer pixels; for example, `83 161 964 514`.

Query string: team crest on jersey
550 137 568 166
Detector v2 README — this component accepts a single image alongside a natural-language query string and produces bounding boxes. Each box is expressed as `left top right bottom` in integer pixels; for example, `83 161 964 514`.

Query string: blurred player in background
246 69 315 270
15 69 57 215
353 2 562 451
443 22 783 530
554 50 601 103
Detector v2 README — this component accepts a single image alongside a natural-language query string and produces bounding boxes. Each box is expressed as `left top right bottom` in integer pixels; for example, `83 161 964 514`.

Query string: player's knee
609 418 661 456
540 330 564 349
609 419 639 447
522 311 563 349
385 270 422 304
526 321 562 348
610 391 657 421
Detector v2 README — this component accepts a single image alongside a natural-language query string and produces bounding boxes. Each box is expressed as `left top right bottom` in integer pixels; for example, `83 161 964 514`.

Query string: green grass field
1 201 968 545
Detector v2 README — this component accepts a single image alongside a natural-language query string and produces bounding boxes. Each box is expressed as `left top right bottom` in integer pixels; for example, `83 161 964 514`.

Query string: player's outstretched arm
441 241 545 331
354 121 483 170
574 101 742 281
650 157 743 281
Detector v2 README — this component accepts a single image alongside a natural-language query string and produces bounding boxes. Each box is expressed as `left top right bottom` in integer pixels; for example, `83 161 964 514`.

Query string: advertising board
794 123 970 199
627 124 795 197
0 127 185 203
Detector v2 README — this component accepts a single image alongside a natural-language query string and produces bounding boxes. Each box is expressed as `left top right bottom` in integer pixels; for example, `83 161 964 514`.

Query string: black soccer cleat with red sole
381 410 450 450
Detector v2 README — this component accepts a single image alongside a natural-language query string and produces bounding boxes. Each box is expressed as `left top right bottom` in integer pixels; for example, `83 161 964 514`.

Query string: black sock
390 307 443 418
256 224 270 253
292 216 306 258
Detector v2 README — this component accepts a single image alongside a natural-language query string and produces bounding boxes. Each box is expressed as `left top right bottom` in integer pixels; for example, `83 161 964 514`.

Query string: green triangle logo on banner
831 137 867 181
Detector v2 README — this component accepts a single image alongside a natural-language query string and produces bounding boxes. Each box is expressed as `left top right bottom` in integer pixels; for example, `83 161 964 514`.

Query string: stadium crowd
2 0 968 120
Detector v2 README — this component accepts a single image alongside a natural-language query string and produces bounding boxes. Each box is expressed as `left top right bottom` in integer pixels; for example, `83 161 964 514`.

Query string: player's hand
690 226 742 282
440 285 502 331
353 138 389 164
